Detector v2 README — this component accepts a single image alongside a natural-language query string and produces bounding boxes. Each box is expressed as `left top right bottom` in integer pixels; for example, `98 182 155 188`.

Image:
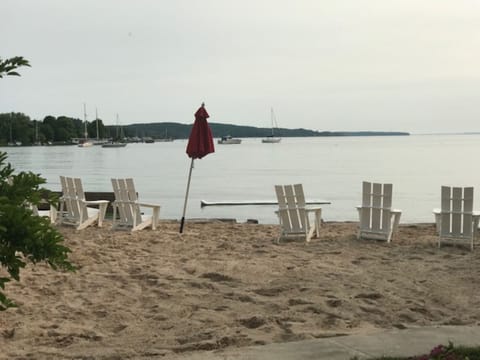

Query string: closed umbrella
180 103 215 233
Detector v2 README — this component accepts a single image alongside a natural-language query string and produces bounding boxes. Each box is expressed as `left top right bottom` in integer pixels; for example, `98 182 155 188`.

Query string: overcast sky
2 0 480 133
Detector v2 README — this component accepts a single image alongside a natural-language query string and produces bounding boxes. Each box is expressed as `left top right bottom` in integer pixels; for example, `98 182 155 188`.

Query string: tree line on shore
0 112 111 145
0 112 409 146
0 112 320 146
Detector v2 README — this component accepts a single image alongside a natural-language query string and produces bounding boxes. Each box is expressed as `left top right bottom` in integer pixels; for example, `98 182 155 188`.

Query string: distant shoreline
314 131 409 137
125 121 410 139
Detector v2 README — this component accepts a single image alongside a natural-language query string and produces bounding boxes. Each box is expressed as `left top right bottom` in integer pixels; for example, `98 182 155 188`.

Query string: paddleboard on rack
200 200 331 207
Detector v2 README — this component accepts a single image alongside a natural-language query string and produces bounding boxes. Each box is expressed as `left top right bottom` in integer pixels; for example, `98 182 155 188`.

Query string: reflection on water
3 135 480 224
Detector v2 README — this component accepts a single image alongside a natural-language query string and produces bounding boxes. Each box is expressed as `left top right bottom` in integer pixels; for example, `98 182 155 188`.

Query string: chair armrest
85 200 109 205
84 200 109 227
391 209 402 214
138 202 161 209
356 206 362 217
432 208 441 215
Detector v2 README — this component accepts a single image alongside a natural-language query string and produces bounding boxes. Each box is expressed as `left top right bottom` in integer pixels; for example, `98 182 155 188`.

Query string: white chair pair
57 176 160 232
274 182 402 243
356 182 479 250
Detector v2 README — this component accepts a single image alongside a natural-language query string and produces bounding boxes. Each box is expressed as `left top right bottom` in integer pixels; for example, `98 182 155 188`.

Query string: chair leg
314 208 322 238
434 213 441 233
77 217 98 231
152 207 160 230
306 226 316 243
98 203 108 228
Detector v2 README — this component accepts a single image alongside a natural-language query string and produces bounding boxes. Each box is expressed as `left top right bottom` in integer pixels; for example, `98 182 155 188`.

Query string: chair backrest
440 186 474 238
275 184 308 234
359 181 393 234
111 178 142 226
60 176 88 221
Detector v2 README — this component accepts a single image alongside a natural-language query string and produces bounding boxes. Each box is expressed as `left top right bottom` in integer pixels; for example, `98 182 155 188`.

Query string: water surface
3 135 479 224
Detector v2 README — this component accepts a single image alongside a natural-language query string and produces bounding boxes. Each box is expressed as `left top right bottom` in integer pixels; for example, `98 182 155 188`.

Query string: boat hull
218 136 241 144
102 143 127 148
262 137 281 143
218 139 241 144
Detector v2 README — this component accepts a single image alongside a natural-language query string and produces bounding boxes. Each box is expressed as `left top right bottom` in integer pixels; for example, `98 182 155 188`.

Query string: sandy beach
1 220 480 359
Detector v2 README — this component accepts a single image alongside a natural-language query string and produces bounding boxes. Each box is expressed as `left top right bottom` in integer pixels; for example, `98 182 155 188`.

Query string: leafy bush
352 342 480 360
0 151 74 310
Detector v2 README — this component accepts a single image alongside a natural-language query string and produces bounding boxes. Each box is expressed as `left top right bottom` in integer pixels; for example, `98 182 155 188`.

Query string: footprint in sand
200 272 236 283
288 298 313 306
239 316 266 329
354 292 383 300
253 287 286 297
325 298 342 308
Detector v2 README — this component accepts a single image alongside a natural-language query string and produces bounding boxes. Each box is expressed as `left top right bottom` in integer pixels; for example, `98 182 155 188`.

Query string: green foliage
351 342 480 359
0 113 105 145
0 56 30 78
0 152 74 311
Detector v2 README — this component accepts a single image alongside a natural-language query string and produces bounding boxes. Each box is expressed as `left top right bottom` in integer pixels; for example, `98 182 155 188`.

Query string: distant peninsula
126 122 409 139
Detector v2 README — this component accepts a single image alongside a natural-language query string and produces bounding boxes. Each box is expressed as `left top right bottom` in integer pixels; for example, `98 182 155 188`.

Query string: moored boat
262 136 281 143
155 129 174 142
261 108 281 143
102 114 127 148
218 135 241 144
101 142 127 148
78 104 93 147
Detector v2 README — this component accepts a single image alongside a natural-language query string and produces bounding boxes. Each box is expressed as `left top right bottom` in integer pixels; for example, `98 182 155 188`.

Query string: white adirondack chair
433 186 480 250
5 176 57 223
274 184 322 243
356 181 402 242
111 178 160 231
58 176 109 230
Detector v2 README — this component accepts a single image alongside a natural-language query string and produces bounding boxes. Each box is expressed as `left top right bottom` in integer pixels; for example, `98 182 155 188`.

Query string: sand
1 220 480 359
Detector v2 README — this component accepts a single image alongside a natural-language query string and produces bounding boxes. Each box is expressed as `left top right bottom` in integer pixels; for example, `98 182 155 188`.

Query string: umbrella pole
179 158 194 233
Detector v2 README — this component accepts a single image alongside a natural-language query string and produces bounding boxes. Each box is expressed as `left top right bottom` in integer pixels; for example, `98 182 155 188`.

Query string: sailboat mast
83 103 88 140
271 108 275 136
95 108 99 140
116 113 120 139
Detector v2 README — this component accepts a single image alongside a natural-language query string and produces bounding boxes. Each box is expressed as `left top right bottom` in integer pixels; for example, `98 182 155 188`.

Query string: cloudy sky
2 0 480 133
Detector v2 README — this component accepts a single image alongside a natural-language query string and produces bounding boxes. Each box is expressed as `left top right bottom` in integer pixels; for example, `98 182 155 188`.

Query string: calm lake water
3 134 480 224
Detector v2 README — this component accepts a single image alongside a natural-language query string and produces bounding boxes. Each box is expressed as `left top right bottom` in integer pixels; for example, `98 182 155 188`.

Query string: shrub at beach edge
0 152 75 311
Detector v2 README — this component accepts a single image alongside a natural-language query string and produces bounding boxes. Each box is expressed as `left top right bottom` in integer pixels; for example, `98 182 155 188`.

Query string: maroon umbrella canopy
186 104 215 159
180 103 215 233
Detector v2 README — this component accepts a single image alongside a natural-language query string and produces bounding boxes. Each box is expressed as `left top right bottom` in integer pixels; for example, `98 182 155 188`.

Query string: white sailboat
102 114 127 148
262 108 281 143
78 104 93 147
155 129 174 142
92 108 109 145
